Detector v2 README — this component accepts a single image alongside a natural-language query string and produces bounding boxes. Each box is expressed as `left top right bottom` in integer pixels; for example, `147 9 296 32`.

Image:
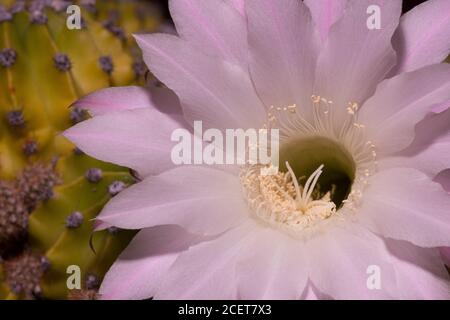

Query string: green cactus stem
0 0 159 299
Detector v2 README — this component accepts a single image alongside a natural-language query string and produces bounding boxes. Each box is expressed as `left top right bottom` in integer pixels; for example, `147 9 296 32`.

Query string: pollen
240 162 338 233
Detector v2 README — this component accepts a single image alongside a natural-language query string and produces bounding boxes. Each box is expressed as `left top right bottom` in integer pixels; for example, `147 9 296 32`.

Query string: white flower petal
360 64 450 155
96 166 246 235
64 108 186 176
391 0 450 75
358 167 450 247
169 0 248 66
100 226 201 300
135 34 266 130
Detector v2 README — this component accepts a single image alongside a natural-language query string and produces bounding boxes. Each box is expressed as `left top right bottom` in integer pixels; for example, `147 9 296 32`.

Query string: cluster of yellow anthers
240 162 337 231
263 104 297 129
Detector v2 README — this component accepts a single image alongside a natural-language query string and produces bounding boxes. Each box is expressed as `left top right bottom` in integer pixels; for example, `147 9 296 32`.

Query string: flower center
279 136 355 207
240 95 378 235
240 162 338 234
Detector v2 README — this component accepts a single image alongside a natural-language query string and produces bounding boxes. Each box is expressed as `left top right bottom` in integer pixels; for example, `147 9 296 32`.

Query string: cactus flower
65 0 450 299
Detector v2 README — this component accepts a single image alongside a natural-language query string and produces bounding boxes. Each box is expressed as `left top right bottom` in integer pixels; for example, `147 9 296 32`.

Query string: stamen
240 163 337 234
249 93 379 233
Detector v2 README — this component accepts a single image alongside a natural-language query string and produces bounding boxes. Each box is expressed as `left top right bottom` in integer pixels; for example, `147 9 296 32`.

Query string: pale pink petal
358 167 450 247
100 225 201 300
307 222 396 299
64 107 186 176
314 0 401 125
135 34 266 130
246 0 318 120
359 64 450 155
379 107 450 177
226 0 245 17
73 85 182 116
386 240 450 299
235 226 308 299
154 224 254 299
74 86 153 116
304 0 347 41
390 0 450 75
96 166 246 235
169 0 247 66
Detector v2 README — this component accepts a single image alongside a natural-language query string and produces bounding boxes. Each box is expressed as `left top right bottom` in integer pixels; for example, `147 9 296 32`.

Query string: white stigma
240 162 337 233
285 161 324 212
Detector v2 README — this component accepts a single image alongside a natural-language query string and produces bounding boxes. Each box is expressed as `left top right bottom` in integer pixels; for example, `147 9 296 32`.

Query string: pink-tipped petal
96 166 246 235
390 0 450 75
64 107 186 176
314 0 401 125
135 33 266 130
74 86 153 116
246 0 318 119
100 225 202 300
359 167 450 248
169 0 247 66
304 0 347 42
360 64 450 155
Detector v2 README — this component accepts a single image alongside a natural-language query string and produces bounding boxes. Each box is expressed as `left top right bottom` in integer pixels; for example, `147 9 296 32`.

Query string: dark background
402 0 429 13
